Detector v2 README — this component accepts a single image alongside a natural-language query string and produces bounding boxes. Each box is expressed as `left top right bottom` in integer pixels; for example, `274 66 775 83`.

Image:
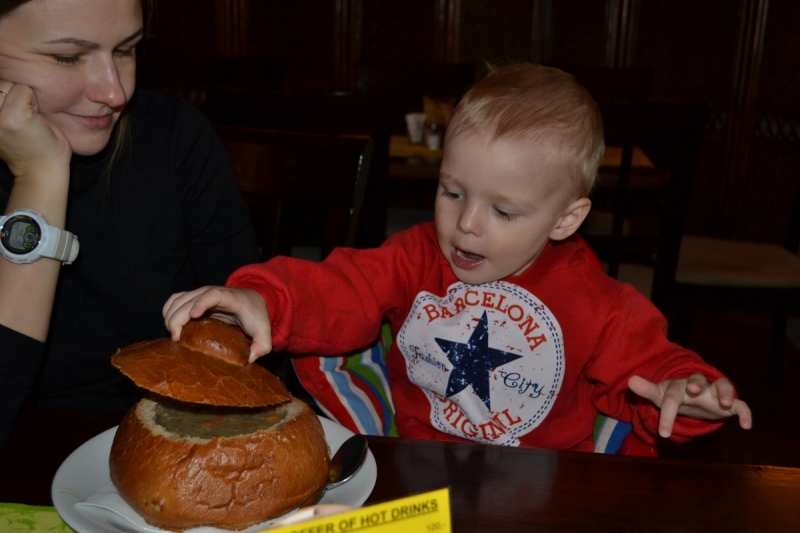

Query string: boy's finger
713 378 736 408
164 305 192 341
734 399 753 429
246 315 272 363
248 327 273 362
163 287 213 322
627 375 661 405
658 380 685 438
685 372 707 395
162 291 186 318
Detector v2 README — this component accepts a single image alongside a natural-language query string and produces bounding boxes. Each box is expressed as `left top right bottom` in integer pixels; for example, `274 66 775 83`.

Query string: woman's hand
0 80 71 181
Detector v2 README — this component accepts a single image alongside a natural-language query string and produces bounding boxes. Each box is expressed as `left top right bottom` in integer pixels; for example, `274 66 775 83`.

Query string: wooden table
3 409 799 532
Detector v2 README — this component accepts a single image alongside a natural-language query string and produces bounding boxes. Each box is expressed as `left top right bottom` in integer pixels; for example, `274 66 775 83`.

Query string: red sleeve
225 225 440 356
585 284 727 444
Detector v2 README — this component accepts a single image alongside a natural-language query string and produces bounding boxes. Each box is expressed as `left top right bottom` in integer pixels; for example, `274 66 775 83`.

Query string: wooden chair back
216 125 373 261
580 102 710 316
206 89 393 248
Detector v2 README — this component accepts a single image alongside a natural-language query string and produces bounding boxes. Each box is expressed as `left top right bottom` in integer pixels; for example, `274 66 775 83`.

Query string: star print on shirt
435 310 523 410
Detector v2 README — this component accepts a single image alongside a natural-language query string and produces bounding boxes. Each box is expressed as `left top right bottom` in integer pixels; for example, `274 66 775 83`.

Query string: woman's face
0 0 143 156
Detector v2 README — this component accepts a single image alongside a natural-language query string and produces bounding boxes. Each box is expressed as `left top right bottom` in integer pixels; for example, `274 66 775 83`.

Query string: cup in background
405 112 426 144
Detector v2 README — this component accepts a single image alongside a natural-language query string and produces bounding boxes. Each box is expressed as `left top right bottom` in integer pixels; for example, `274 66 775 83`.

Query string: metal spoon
326 434 368 490
306 434 369 506
285 435 368 520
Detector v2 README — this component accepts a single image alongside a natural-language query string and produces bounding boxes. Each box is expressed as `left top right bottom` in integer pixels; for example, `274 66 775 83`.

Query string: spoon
326 434 368 490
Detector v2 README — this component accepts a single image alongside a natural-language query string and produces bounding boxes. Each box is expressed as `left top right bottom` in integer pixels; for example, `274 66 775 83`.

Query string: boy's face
435 129 588 285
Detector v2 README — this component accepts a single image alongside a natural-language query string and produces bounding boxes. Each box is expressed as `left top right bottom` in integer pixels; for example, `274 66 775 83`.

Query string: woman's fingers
0 82 71 178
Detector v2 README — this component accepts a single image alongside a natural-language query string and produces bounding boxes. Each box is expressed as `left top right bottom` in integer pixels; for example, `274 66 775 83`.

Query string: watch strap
51 228 80 264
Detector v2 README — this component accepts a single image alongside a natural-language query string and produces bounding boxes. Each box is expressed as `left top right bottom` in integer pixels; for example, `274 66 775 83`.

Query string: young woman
0 0 259 447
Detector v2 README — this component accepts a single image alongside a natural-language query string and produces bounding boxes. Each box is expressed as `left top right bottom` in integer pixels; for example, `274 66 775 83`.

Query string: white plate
51 416 376 533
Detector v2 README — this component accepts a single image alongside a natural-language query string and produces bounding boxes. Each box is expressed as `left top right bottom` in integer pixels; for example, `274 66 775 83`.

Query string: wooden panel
749 0 799 244
360 0 436 62
635 0 738 103
460 0 533 75
740 143 800 245
138 0 216 76
758 0 800 105
248 0 336 86
550 0 607 67
634 0 739 237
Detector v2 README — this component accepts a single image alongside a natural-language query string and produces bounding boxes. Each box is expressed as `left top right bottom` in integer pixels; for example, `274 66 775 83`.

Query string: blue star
436 311 523 410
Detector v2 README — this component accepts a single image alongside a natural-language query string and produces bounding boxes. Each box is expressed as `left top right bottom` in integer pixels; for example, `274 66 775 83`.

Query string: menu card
265 488 451 533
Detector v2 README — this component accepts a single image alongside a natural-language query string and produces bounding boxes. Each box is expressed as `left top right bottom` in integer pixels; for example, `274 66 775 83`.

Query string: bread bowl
108 318 330 531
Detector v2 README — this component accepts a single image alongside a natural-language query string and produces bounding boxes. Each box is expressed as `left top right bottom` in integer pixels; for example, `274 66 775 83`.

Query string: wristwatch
0 209 79 265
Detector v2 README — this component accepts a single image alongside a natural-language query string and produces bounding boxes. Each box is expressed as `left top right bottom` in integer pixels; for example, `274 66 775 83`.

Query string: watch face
1 215 42 255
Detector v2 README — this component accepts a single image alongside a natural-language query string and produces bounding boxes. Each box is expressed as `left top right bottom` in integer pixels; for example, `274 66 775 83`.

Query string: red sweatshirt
229 222 724 451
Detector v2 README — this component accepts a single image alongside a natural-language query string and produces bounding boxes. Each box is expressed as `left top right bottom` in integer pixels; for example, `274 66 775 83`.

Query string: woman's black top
0 89 260 446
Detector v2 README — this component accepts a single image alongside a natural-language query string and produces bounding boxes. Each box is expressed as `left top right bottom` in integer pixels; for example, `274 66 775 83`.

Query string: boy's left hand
628 374 753 438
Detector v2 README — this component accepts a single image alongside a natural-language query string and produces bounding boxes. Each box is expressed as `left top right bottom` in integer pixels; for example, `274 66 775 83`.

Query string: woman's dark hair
0 1 30 18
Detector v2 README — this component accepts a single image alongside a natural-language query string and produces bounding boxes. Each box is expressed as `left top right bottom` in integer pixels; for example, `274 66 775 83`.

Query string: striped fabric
293 325 636 452
593 413 633 454
292 323 398 437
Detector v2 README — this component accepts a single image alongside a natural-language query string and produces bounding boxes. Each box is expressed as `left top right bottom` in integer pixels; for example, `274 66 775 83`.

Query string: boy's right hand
163 286 272 363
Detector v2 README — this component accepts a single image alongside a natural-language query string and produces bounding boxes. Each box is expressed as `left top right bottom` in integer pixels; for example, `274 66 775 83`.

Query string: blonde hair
447 63 605 198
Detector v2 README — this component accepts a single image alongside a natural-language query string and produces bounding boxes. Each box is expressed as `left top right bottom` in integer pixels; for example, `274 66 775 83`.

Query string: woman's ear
549 198 592 241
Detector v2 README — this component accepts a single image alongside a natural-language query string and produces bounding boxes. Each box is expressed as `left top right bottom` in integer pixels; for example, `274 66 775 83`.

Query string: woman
0 0 259 448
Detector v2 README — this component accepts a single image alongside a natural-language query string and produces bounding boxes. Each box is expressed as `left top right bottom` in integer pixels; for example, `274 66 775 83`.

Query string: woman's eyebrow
44 28 144 48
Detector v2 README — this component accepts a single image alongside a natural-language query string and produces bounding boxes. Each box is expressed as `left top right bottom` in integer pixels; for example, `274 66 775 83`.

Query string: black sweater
0 90 259 447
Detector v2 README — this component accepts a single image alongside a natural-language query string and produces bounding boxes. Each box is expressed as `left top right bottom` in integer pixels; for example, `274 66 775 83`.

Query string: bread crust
179 318 250 366
110 397 330 531
111 338 291 407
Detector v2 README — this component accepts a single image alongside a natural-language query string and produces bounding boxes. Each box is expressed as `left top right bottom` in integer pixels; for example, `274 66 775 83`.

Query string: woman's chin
67 133 114 157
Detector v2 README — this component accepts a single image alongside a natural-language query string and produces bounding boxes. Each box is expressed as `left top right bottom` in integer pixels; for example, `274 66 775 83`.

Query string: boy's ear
549 198 592 241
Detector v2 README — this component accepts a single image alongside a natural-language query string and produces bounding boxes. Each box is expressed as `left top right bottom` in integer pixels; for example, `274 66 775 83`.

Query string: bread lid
112 318 291 407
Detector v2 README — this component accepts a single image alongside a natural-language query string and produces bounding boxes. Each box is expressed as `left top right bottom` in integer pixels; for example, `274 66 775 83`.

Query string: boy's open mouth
452 247 485 269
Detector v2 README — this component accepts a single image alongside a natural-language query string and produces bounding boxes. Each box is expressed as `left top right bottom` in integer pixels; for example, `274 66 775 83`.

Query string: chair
579 102 710 317
216 125 373 398
562 66 658 282
206 89 394 248
672 182 800 392
215 125 373 261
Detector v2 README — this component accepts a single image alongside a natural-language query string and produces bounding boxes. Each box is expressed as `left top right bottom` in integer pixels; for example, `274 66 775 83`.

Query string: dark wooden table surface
3 408 800 532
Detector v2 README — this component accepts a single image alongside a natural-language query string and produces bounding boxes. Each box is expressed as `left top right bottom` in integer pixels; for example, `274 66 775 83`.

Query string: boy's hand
163 286 272 362
628 374 753 438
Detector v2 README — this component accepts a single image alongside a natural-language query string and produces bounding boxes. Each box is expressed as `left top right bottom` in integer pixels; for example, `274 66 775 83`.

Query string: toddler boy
163 64 751 450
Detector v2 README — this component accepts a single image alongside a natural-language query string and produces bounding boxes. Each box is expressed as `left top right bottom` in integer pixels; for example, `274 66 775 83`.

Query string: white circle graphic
397 281 564 445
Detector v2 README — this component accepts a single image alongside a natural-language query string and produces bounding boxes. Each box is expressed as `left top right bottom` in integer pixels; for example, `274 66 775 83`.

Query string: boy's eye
439 186 462 200
493 206 518 220
54 55 80 65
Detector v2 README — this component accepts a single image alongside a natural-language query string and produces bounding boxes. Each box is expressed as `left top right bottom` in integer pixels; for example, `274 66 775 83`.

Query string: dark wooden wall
140 0 798 245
